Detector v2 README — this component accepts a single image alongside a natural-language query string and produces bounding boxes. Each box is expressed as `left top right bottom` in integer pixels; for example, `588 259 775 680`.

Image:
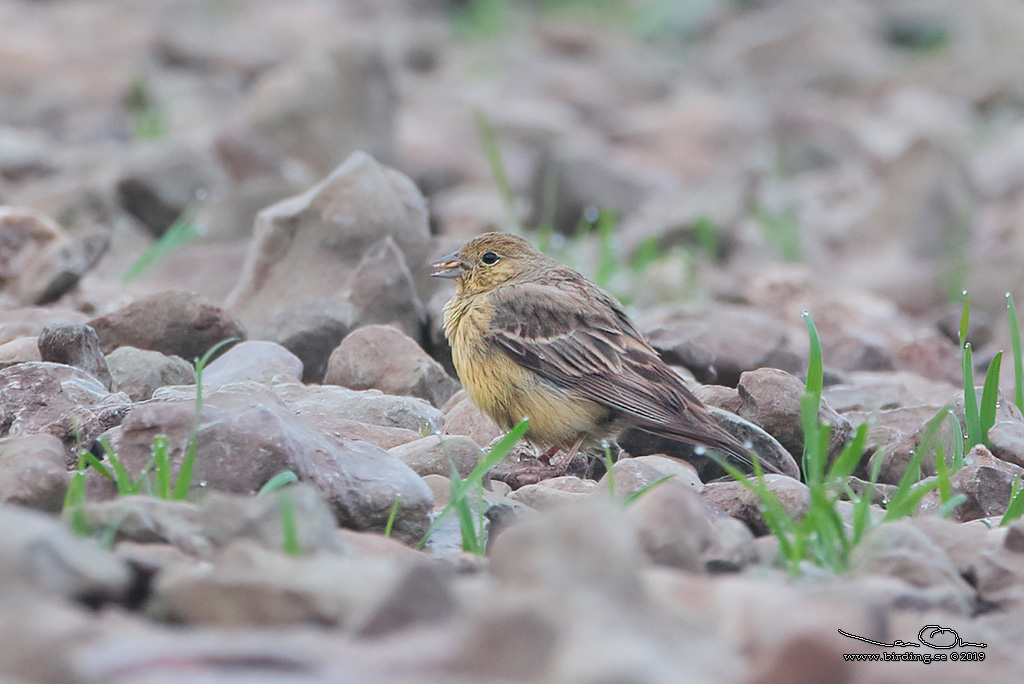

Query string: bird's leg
537 444 561 465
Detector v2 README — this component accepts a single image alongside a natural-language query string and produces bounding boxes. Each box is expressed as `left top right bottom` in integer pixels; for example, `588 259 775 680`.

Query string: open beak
430 251 464 279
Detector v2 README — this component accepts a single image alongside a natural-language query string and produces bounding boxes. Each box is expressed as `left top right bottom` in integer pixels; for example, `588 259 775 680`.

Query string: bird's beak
430 251 464 279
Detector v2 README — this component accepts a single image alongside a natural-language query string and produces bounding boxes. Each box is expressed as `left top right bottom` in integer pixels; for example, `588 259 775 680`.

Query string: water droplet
965 342 973 350
1007 292 1013 299
195 188 209 201
801 310 810 317
583 205 600 222
693 445 707 456
198 480 207 487
962 290 968 297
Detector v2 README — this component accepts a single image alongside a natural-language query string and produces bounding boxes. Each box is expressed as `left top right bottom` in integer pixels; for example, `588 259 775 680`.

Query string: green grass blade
980 351 1003 445
151 435 171 499
123 205 201 282
1008 293 1024 412
258 471 299 496
962 342 982 448
279 495 301 556
623 475 674 505
474 108 518 228
383 496 401 538
959 291 970 347
595 208 619 289
418 418 529 549
826 423 869 482
604 444 616 495
1000 477 1024 526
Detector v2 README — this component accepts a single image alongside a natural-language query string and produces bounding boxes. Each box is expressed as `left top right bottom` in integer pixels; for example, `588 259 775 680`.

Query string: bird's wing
485 277 710 431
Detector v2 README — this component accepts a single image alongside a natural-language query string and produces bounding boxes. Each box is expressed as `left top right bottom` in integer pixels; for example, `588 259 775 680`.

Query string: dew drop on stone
694 445 707 456
198 481 207 488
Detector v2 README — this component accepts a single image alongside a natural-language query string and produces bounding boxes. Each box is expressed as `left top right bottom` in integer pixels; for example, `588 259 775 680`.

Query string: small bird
431 231 769 473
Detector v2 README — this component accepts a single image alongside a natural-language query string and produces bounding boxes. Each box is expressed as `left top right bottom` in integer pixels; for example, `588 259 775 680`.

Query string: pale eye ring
481 251 499 265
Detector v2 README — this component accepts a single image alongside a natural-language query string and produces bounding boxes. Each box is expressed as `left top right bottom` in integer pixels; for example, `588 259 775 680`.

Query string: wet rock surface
3 1 1024 681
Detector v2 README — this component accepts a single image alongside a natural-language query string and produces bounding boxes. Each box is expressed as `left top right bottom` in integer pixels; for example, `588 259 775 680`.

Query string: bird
431 231 771 474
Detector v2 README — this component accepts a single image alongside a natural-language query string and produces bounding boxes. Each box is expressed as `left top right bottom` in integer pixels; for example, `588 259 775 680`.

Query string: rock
201 340 302 386
694 384 742 414
199 487 342 555
108 383 432 540
105 347 194 401
0 362 129 461
356 562 456 638
601 455 703 498
442 396 503 447
737 368 854 467
36 322 112 389
115 144 225 237
88 290 246 361
989 420 1024 469
0 505 131 603
226 152 430 361
0 207 107 305
269 382 444 435
148 541 405 626
703 517 759 572
0 307 90 345
643 304 801 387
489 498 643 601
244 40 397 176
388 434 482 478
848 520 975 614
948 445 1024 522
702 475 811 536
258 302 357 383
529 142 665 235
0 434 68 512
0 336 40 368
627 480 715 572
1006 520 1024 554
80 487 341 559
325 324 458 406
507 476 600 510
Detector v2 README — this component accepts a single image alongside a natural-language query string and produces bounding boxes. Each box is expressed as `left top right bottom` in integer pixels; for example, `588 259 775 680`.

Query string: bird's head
430 232 552 295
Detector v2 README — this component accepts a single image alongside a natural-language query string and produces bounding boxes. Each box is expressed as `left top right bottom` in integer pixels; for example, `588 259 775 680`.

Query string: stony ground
3 0 1024 682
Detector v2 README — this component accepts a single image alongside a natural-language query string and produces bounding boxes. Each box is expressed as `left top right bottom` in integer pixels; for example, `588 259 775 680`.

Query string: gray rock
106 347 194 401
0 307 90 345
356 562 456 638
79 487 340 559
442 396 502 447
507 476 600 511
88 290 246 361
147 541 405 626
600 455 704 499
0 336 40 369
702 475 810 536
627 480 715 572
37 322 112 389
388 434 482 478
108 383 432 540
0 362 129 461
737 367 854 467
260 301 357 383
848 521 975 614
988 420 1024 469
0 207 107 306
0 505 131 603
115 144 225 237
948 445 1024 522
703 517 759 572
643 304 801 387
269 382 444 435
244 40 397 176
226 152 430 353
201 339 303 386
489 498 643 602
326 324 458 406
0 434 68 512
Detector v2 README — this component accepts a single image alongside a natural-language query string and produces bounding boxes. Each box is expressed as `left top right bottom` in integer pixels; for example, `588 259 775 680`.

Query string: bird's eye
481 251 499 265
